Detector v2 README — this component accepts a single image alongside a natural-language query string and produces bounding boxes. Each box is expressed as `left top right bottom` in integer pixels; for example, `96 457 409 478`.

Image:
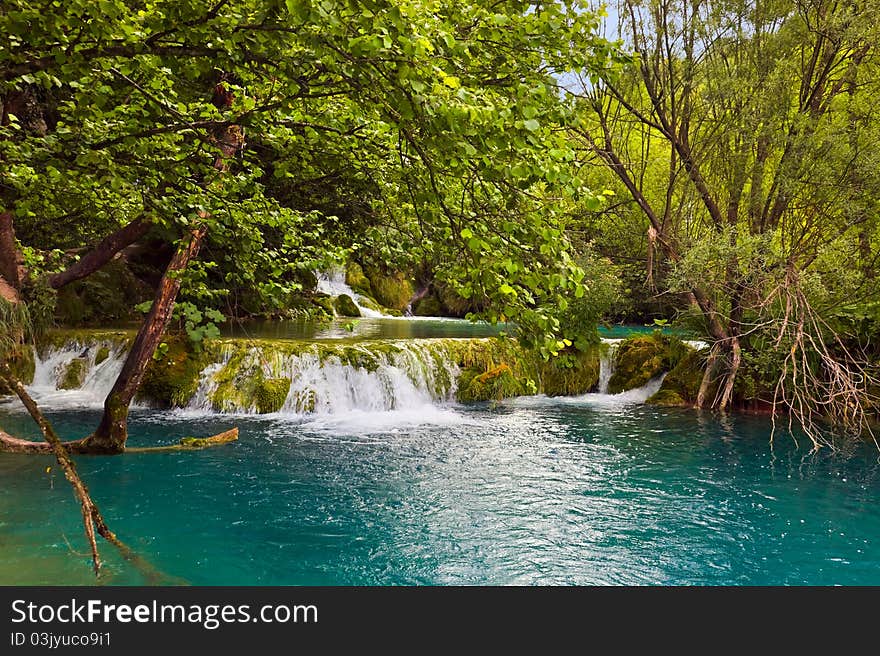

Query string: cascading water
24 339 129 408
184 340 463 431
598 338 622 394
315 267 388 318
9 332 688 425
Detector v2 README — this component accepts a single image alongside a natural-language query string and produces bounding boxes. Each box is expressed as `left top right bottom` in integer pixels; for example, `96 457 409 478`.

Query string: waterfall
24 338 129 408
8 330 695 420
598 338 622 394
315 267 388 318
185 340 460 418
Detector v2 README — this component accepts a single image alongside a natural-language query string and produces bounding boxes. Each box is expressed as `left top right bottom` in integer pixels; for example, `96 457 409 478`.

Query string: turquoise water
220 318 678 341
2 400 879 586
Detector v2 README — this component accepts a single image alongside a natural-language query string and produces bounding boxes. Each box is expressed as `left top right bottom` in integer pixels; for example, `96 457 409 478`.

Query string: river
1 318 878 585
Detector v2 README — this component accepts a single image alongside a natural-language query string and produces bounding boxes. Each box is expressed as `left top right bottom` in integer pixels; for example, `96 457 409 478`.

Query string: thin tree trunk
1 363 116 573
84 226 207 453
717 336 741 410
0 211 22 291
696 343 721 408
48 216 151 290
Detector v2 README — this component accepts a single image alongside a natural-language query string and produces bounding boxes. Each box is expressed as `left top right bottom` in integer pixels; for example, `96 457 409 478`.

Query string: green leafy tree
574 0 880 448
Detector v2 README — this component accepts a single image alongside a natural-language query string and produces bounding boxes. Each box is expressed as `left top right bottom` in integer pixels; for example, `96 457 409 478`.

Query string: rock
607 332 689 394
539 347 601 396
345 262 373 296
255 377 291 414
334 294 361 317
136 339 206 408
94 346 111 365
0 346 35 395
413 295 442 317
59 357 88 389
647 348 711 406
365 268 414 312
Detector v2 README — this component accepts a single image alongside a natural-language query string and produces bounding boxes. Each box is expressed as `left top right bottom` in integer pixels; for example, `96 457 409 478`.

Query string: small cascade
185 340 460 417
315 267 388 318
26 338 129 407
598 338 622 394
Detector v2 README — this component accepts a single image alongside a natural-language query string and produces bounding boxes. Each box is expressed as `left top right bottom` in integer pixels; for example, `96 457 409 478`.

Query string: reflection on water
222 317 510 341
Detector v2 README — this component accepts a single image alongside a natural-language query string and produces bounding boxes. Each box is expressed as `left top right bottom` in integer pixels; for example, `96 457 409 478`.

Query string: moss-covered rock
137 338 207 408
94 346 111 365
310 294 336 319
413 295 442 317
334 294 361 317
607 332 689 394
365 268 414 312
38 329 134 356
646 348 709 406
255 377 291 414
355 293 383 314
450 338 601 402
59 357 88 390
539 347 601 396
345 262 373 296
645 388 687 406
291 388 317 414
457 363 526 402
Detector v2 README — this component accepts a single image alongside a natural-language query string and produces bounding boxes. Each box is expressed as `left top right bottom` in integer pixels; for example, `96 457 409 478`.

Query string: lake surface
221 317 678 341
2 397 878 585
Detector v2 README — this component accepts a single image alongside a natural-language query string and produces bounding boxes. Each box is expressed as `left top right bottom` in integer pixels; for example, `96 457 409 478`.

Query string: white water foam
23 340 129 409
186 341 462 419
509 374 667 411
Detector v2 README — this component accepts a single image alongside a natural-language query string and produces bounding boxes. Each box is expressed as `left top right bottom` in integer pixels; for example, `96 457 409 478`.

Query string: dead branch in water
0 363 190 582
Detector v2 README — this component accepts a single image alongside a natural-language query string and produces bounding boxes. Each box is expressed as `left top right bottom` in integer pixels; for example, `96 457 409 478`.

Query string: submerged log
126 428 239 453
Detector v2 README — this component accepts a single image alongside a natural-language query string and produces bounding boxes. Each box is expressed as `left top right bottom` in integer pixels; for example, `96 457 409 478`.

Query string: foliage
1 0 620 354
136 300 224 350
557 250 623 350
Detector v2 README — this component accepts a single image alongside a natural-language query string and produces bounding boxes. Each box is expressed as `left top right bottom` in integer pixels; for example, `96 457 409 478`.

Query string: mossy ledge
0 346 35 395
37 332 605 410
137 337 209 409
607 331 690 395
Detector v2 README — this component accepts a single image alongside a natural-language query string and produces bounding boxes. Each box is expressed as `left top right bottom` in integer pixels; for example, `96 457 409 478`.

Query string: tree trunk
0 211 22 291
48 216 151 289
696 343 721 408
717 336 742 411
83 226 207 453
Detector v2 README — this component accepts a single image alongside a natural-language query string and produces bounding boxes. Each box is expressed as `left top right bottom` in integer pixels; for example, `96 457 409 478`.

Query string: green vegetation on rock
0 346 35 394
137 338 207 408
59 358 88 390
607 332 689 395
366 269 414 313
345 263 373 297
255 377 292 414
413 296 442 317
334 294 361 317
94 346 111 366
647 349 710 407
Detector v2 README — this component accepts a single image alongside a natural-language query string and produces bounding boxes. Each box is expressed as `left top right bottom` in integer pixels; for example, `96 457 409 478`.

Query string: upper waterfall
315 267 388 318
